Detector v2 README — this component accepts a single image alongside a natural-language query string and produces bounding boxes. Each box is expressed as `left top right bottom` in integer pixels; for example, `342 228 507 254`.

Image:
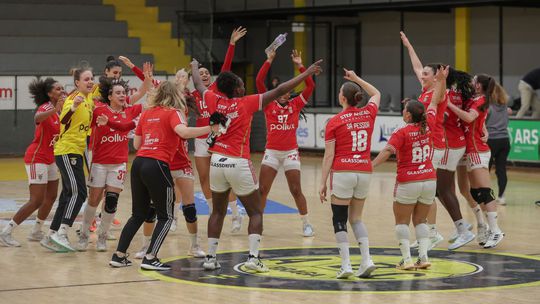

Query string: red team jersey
264 96 308 151
205 90 263 159
418 88 447 149
386 108 437 183
170 140 191 171
464 96 490 153
444 89 466 149
324 102 378 172
192 82 222 139
24 102 60 164
135 106 185 164
90 104 142 164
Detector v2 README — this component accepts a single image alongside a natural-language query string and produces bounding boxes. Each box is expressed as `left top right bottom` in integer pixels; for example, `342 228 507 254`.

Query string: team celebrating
0 28 505 278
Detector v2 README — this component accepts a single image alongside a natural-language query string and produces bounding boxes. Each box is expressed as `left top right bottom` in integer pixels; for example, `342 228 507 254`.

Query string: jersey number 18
351 130 368 152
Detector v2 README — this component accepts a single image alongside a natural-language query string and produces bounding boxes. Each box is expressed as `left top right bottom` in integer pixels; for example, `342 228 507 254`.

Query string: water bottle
265 33 288 56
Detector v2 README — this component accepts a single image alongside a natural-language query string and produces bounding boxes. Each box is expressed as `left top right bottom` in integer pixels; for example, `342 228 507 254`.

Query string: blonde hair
174 68 189 92
146 80 186 111
492 83 508 105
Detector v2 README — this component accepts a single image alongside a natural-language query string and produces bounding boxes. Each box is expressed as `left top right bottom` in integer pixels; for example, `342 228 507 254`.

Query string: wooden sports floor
0 154 539 304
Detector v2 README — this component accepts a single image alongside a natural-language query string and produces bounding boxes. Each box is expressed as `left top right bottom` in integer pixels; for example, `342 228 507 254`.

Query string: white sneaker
245 255 269 273
77 232 89 251
448 223 473 243
484 231 504 248
134 243 149 259
428 232 444 250
40 235 67 252
107 231 116 241
51 232 75 252
448 230 475 250
477 224 489 246
302 223 314 237
0 232 21 247
497 197 506 206
169 218 178 232
231 214 243 233
356 260 377 278
336 265 354 279
203 255 221 270
188 244 206 258
96 233 107 252
28 230 45 242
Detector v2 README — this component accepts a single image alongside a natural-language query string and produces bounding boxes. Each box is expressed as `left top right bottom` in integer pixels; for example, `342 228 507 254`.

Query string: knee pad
145 207 157 223
470 188 481 203
104 192 119 214
478 187 496 204
331 204 348 233
182 204 197 223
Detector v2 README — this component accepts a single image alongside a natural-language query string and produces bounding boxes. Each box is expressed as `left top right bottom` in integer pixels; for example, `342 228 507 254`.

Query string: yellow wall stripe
455 7 470 72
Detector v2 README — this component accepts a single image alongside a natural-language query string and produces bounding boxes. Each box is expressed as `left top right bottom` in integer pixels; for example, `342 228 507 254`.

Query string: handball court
0 154 539 304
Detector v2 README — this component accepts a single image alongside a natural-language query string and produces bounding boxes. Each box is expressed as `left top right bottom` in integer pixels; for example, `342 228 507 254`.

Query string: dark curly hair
29 77 58 106
99 76 129 105
216 71 241 98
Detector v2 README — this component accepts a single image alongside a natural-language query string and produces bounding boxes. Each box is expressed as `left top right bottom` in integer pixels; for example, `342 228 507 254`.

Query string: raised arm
400 31 424 85
221 26 247 72
262 60 322 107
35 97 64 123
343 68 381 107
256 50 275 94
427 65 449 112
191 59 207 95
60 95 84 124
129 62 154 104
292 50 315 100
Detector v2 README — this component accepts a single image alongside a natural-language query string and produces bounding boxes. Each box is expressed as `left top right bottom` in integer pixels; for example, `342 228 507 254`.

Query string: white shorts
210 153 258 196
394 180 436 205
25 163 59 185
330 172 371 200
261 149 301 171
434 147 466 171
88 163 127 189
467 151 491 172
171 167 194 180
457 154 468 167
194 138 210 157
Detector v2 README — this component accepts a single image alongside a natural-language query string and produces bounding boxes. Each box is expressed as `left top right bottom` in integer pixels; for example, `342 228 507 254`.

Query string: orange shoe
112 218 122 228
89 218 97 233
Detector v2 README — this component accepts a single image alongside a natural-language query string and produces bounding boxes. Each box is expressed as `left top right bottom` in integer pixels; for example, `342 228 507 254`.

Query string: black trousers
487 137 510 197
116 157 175 256
51 154 87 230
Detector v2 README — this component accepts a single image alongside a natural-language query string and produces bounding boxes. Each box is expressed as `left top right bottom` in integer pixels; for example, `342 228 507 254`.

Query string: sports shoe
89 218 97 233
428 232 444 250
134 243 149 259
188 244 206 258
169 218 178 232
51 232 75 252
0 232 21 247
483 231 504 249
497 197 506 206
356 260 377 278
231 214 243 233
477 224 489 246
336 266 354 279
40 235 67 253
396 258 415 270
112 218 122 228
28 230 45 242
448 223 473 243
302 223 314 237
414 257 431 269
77 232 89 251
96 233 107 252
448 230 475 250
109 253 132 268
107 231 116 240
244 255 269 273
141 257 171 271
203 255 221 270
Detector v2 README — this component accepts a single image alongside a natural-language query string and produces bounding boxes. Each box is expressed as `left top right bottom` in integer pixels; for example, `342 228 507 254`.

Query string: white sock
248 234 261 257
99 210 115 235
351 221 370 263
229 200 239 216
358 237 371 263
81 205 97 235
33 218 44 233
58 224 69 236
486 212 501 233
300 214 309 224
454 219 468 234
337 242 351 268
208 237 219 256
189 232 198 247
428 224 437 237
173 203 180 221
415 223 430 262
2 220 17 234
472 206 485 225
395 224 411 260
207 198 213 214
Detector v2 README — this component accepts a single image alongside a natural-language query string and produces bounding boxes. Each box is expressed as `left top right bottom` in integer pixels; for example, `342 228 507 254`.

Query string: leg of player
412 202 442 250
176 177 205 258
195 156 212 212
412 202 433 269
349 197 376 278
393 202 415 270
135 217 155 259
229 192 243 233
170 179 181 232
331 197 353 279
204 189 231 270
284 169 314 237
95 186 121 252
35 179 60 248
237 191 268 273
258 164 278 214
457 165 488 245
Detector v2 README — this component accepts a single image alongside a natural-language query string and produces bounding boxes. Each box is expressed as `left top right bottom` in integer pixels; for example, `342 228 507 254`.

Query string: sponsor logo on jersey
100 134 128 144
270 123 296 131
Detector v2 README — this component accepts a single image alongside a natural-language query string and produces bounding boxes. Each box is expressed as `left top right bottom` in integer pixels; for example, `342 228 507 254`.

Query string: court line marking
0 279 158 293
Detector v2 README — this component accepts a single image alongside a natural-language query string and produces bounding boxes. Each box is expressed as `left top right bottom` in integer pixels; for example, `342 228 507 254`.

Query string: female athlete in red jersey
319 69 381 279
77 72 151 252
191 58 322 273
372 66 448 270
447 74 504 249
256 49 315 237
401 32 475 250
0 78 64 248
109 76 220 270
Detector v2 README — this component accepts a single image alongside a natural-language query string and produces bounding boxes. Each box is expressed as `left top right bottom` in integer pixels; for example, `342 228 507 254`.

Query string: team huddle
0 28 504 279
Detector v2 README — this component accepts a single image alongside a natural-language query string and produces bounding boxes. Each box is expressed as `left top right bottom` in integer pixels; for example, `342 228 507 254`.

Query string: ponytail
419 112 427 135
492 83 508 105
475 74 495 112
341 82 364 107
404 99 427 134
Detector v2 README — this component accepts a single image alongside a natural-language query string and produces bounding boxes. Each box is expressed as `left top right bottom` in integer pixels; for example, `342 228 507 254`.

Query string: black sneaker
141 257 171 271
109 253 132 268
